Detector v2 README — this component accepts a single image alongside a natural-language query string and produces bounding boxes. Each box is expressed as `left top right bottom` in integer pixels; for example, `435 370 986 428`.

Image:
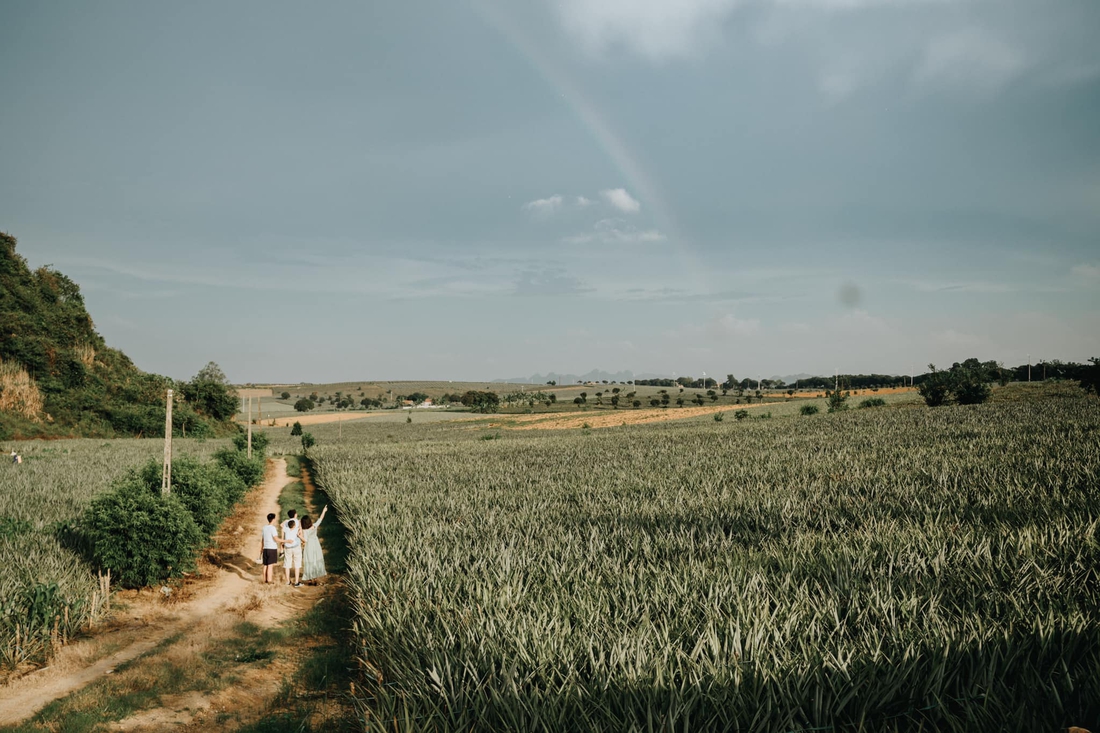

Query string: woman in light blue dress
300 505 328 583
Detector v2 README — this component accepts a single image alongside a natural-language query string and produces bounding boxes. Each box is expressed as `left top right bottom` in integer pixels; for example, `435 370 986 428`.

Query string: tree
826 386 850 413
281 391 290 400
460 391 500 413
1081 358 1100 394
290 421 302 436
181 362 238 421
633 400 641 409
301 432 315 450
546 380 556 386
952 368 992 405
549 394 557 403
294 398 314 412
676 397 685 407
918 365 952 407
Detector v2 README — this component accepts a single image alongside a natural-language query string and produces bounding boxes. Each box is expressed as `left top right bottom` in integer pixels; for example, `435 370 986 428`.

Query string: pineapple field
309 391 1100 731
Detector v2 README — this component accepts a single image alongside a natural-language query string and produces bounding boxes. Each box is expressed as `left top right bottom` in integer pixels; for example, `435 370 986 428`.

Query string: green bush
734 410 748 421
214 448 265 487
139 458 226 538
800 404 820 416
84 476 203 588
290 421 303 436
826 388 850 413
301 432 316 450
858 398 886 409
919 366 953 407
952 371 992 405
232 431 269 454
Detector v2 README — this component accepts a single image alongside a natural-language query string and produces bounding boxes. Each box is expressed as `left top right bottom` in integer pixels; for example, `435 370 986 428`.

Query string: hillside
0 232 234 439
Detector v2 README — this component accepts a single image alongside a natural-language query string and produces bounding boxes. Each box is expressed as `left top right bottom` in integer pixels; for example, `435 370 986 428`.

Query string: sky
2 0 1098 383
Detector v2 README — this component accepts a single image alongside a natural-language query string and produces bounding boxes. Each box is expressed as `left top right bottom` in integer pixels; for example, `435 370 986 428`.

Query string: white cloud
555 0 947 61
576 196 594 207
556 0 738 61
601 188 641 213
913 29 1027 91
564 218 665 244
710 313 761 338
522 194 564 216
1072 263 1100 280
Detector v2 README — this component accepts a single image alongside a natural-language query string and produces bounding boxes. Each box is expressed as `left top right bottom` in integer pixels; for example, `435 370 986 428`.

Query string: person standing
300 505 329 584
259 513 285 584
283 518 304 587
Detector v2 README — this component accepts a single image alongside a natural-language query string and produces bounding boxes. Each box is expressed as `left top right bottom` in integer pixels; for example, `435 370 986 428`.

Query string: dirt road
0 458 321 728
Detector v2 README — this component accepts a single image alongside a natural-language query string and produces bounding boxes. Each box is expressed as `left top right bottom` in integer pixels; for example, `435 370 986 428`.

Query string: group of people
259 505 328 586
9 449 22 465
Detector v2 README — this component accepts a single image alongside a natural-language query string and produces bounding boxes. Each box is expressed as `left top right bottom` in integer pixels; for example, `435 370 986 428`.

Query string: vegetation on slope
0 231 237 438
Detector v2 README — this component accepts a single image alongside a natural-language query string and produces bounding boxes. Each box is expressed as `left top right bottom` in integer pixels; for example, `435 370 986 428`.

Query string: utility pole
1028 354 1031 382
247 396 253 459
161 389 173 496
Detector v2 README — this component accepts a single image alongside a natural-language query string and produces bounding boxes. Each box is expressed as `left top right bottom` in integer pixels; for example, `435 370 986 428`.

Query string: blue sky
2 0 1098 382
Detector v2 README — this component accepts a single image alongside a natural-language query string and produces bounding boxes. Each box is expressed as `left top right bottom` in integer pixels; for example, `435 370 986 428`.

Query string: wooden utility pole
161 389 173 496
238 389 271 460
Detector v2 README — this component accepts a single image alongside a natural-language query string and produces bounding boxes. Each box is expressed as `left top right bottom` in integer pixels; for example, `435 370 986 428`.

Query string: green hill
0 231 236 439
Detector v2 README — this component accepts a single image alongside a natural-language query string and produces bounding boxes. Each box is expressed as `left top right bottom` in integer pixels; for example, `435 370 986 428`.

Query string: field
309 388 1100 731
0 438 229 669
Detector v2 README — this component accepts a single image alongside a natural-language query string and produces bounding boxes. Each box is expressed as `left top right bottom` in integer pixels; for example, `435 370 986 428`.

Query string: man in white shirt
259 513 285 584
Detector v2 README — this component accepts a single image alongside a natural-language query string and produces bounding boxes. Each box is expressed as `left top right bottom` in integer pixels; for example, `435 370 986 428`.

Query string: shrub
291 421 302 436
952 370 992 405
139 458 227 538
301 432 316 450
214 448 265 488
734 410 748 421
800 404 819 416
858 398 886 409
281 391 291 400
713 412 724 422
919 366 952 407
232 431 269 454
294 398 314 412
826 388 850 413
84 476 203 588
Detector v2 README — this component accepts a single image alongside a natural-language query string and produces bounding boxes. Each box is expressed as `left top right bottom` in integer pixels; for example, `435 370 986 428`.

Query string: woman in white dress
300 505 328 584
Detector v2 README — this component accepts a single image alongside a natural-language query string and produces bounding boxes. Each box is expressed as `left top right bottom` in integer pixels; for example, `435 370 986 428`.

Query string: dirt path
0 458 322 728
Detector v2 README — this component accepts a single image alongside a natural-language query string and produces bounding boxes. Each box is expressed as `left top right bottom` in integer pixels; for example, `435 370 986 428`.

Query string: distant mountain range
494 370 821 385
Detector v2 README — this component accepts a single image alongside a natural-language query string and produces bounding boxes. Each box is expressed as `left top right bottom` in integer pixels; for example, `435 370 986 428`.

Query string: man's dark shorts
263 548 279 566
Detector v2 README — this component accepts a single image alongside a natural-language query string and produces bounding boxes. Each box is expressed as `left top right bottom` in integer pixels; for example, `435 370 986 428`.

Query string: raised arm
316 505 328 527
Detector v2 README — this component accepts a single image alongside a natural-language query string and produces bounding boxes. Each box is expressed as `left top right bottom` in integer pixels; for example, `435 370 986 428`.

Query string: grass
309 385 1100 731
